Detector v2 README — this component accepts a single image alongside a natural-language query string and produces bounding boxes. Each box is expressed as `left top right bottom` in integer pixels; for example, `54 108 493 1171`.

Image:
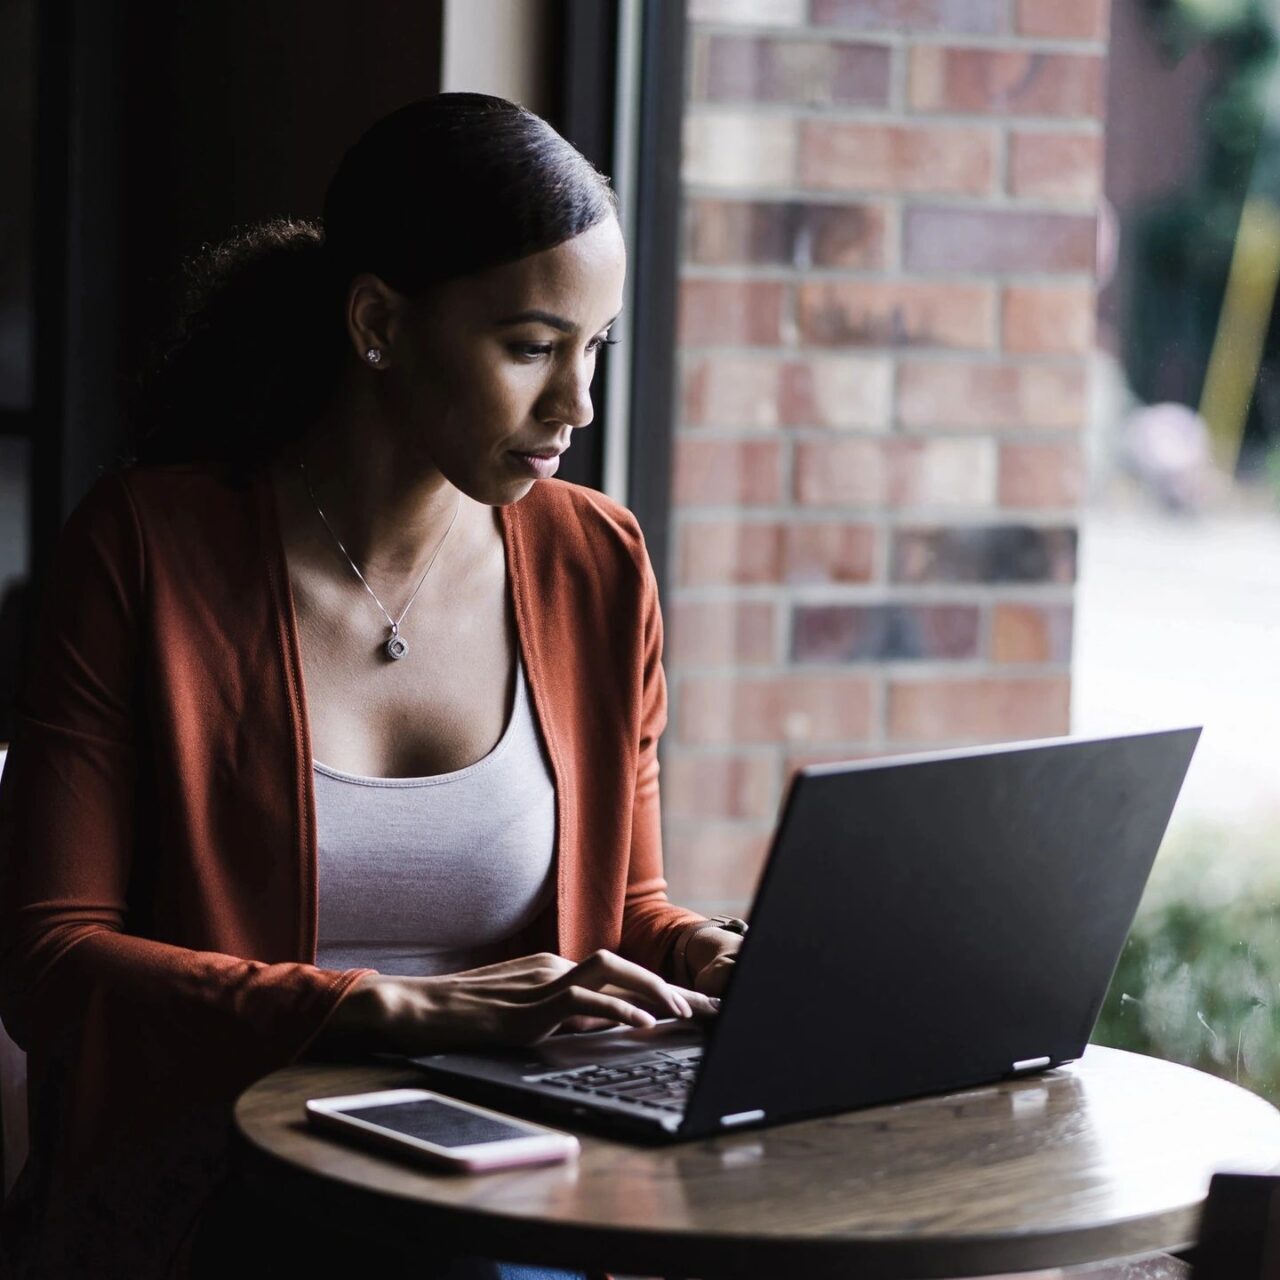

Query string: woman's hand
312 950 719 1058
684 928 744 998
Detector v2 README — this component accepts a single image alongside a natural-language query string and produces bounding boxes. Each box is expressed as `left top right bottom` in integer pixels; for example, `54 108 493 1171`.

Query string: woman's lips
510 451 561 479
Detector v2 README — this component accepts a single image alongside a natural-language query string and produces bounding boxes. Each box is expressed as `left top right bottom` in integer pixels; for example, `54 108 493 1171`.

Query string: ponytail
130 218 347 484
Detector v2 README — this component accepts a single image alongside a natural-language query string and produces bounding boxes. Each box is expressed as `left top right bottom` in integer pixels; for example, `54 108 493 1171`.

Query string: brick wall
663 0 1108 914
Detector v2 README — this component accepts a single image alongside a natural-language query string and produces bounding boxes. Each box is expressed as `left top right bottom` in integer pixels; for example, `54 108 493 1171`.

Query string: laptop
397 727 1201 1142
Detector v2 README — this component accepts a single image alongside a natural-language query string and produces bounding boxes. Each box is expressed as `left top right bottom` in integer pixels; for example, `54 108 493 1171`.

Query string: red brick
683 111 796 189
685 198 890 269
1016 0 1109 40
812 0 1006 33
897 360 1087 430
1002 285 1096 355
674 438 784 506
661 753 781 821
794 439 885 505
1009 131 1103 203
681 355 782 427
794 438 996 509
663 825 773 906
678 280 787 346
679 674 875 744
992 603 1074 664
909 46 1103 117
696 35 891 108
678 520 783 586
792 604 980 662
685 200 789 266
779 356 893 429
887 438 996 507
999 441 1085 508
796 280 995 349
887 676 1071 742
905 207 1096 273
892 525 1077 584
668 600 779 666
781 522 878 583
806 203 894 268
800 121 996 196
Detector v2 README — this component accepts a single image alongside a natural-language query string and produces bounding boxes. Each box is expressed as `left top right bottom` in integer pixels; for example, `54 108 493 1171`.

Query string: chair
1192 1173 1280 1279
0 744 31 1198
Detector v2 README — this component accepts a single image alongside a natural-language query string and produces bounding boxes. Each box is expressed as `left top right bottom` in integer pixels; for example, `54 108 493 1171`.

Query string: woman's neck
276 399 480 584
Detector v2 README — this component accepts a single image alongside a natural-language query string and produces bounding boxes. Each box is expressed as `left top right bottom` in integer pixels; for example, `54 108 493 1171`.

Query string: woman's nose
542 357 596 430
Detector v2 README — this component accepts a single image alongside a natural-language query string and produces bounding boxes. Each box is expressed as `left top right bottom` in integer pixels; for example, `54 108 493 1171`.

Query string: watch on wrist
707 914 748 936
674 915 749 985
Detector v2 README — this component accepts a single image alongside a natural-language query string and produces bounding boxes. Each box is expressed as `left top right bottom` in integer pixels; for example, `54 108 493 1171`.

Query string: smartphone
304 1088 580 1173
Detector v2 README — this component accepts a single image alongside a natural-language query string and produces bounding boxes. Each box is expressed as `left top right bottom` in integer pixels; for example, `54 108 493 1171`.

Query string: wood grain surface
233 1045 1280 1279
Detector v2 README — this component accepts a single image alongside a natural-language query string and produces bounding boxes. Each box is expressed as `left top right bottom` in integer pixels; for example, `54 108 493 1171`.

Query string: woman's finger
667 982 722 1016
556 949 692 1019
541 984 657 1034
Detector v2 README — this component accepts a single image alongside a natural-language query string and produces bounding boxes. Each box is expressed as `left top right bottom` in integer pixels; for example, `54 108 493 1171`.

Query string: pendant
385 625 409 661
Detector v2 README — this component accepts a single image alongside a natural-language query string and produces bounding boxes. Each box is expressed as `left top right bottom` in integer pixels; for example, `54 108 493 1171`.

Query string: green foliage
1125 0 1278 421
1136 0 1278 199
1094 823 1280 1103
1145 0 1274 56
1265 442 1280 500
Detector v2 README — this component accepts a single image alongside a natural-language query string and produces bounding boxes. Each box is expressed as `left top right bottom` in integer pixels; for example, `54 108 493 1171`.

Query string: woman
0 93 743 1278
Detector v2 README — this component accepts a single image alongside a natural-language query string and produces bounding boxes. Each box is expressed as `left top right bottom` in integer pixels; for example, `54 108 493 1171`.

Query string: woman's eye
510 335 619 362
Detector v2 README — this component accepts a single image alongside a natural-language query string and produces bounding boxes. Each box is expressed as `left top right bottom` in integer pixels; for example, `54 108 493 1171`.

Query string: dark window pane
0 0 35 410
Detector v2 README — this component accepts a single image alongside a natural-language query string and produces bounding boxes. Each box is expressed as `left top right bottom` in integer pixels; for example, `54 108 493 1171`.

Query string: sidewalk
1073 507 1280 830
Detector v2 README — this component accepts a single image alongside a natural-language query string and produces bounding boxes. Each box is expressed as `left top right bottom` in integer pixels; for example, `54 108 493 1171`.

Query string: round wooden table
233 1045 1280 1279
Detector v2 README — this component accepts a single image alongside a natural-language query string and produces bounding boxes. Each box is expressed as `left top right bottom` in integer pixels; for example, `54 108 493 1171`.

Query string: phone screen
341 1098 540 1148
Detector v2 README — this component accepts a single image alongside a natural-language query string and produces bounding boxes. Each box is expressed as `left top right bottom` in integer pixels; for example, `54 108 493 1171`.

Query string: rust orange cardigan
0 463 706 1277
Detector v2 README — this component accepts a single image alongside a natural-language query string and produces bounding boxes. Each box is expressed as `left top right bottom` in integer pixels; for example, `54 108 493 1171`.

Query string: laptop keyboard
535 1048 701 1113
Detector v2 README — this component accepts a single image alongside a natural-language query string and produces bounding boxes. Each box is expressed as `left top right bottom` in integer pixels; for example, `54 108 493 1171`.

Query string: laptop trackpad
523 1017 706 1070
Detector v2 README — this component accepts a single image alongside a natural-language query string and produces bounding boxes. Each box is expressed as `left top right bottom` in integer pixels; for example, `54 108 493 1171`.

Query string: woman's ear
345 273 405 366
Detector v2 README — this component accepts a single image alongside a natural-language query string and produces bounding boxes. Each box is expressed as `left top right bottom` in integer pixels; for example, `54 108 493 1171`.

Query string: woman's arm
0 473 372 1090
309 950 717 1058
614 529 739 985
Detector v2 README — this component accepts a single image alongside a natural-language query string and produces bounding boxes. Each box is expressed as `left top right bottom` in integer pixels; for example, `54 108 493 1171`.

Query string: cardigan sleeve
0 472 373 1091
616 533 708 980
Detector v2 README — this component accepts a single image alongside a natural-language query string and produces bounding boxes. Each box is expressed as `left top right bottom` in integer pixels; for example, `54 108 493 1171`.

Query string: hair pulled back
132 93 619 480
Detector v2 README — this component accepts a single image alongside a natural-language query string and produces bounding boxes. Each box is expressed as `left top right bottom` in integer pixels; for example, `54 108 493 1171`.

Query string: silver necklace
298 457 462 662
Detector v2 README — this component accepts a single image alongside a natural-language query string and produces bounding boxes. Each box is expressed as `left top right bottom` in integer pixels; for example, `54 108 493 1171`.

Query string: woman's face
377 216 626 506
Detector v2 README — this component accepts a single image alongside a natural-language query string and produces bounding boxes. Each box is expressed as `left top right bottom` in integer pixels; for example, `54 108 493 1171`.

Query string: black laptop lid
683 728 1200 1135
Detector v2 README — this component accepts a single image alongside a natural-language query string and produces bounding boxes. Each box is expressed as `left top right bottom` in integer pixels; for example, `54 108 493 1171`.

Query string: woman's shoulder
60 463 267 584
75 461 255 517
115 460 256 505
511 478 651 572
94 461 261 535
507 480 659 652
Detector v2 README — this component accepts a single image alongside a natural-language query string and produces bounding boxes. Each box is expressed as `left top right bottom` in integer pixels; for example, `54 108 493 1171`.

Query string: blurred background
0 0 1276 1107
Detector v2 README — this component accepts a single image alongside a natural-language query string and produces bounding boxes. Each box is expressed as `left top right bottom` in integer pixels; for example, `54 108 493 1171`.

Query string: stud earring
365 348 383 365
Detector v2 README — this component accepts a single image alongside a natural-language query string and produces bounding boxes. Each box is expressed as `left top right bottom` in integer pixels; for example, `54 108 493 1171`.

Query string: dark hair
131 93 619 481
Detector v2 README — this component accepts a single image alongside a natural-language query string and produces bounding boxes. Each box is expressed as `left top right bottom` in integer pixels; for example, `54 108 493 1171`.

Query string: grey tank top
313 650 557 977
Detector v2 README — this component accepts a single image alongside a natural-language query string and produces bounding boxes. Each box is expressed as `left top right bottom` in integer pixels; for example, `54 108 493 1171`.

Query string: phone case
304 1089 579 1173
